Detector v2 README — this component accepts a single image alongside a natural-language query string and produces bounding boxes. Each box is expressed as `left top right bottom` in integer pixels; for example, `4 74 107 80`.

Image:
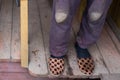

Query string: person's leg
55 0 70 23
50 0 81 57
49 0 81 75
77 0 113 48
75 0 112 75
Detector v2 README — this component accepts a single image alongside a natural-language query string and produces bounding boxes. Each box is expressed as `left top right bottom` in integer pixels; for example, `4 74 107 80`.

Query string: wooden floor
0 0 120 79
0 0 20 62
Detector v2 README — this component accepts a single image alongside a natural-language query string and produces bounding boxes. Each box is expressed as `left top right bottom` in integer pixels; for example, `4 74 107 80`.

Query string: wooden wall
109 0 120 28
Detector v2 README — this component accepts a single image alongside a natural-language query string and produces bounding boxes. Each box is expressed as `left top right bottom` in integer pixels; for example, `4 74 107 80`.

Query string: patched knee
89 12 102 22
55 12 68 23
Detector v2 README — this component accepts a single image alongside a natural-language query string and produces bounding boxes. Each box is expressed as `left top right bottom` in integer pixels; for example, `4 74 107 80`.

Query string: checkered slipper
49 57 65 75
77 58 94 75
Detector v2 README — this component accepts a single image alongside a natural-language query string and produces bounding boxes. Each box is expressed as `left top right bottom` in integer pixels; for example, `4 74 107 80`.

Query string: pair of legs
49 0 112 75
50 0 112 57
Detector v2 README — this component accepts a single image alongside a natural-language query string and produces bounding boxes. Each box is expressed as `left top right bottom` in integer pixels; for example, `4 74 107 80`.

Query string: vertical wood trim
20 0 28 67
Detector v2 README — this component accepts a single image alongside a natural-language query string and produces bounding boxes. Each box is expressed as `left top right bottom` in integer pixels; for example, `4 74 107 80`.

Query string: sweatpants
50 0 113 57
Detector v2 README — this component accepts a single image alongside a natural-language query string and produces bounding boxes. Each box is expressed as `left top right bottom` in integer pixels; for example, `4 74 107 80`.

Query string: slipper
75 42 95 75
48 57 65 75
77 57 94 75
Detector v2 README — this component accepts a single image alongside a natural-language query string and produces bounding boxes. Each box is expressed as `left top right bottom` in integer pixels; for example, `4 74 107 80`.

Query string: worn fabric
50 0 112 57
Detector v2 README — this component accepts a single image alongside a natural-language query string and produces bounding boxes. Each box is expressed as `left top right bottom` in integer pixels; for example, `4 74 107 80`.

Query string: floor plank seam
36 0 49 75
10 0 14 61
105 26 120 55
65 56 73 76
95 43 110 74
30 0 49 76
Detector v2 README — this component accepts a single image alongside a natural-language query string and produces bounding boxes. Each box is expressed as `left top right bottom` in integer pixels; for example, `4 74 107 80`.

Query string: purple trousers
50 0 112 57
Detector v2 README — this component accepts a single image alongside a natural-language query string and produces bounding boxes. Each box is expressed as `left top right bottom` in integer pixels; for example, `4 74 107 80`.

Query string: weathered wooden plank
0 0 13 61
107 16 120 41
105 23 120 53
0 73 66 80
20 0 28 67
0 62 27 73
0 62 59 80
101 74 120 80
88 44 109 75
11 0 20 62
28 0 48 76
97 27 120 73
37 0 69 77
0 73 52 80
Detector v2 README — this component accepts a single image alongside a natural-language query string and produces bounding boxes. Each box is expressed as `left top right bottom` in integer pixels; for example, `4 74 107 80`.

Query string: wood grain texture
0 62 27 73
101 74 120 80
0 72 67 80
88 44 109 75
11 0 20 62
97 27 120 73
105 24 120 53
0 73 52 80
20 0 28 67
107 17 120 41
0 62 62 80
0 0 12 61
28 0 48 76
